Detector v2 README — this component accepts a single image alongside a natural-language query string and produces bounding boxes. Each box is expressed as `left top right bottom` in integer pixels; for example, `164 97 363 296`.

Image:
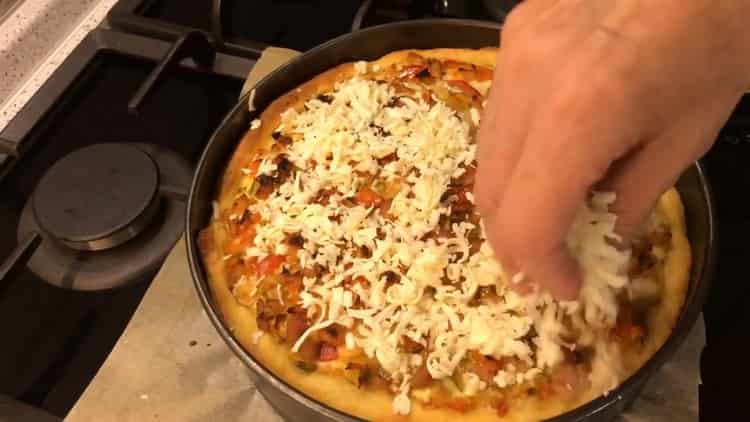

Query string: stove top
107 0 502 57
0 28 251 417
0 0 747 419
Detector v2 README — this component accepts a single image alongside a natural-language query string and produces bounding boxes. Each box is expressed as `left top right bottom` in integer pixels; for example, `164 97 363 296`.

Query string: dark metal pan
186 19 715 422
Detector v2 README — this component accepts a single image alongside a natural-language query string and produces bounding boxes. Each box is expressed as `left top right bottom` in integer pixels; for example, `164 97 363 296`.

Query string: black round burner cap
32 144 159 250
19 143 191 290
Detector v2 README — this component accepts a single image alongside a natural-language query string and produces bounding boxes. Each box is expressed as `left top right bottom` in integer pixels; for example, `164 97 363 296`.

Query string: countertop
0 0 117 131
65 236 283 422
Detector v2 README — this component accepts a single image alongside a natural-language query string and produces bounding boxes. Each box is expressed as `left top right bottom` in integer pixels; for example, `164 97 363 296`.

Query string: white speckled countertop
0 0 118 132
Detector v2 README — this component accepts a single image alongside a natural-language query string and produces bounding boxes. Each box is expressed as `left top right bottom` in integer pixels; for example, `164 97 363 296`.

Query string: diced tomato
493 398 510 417
446 79 481 98
456 165 476 187
469 351 505 384
411 363 434 388
400 65 428 79
285 307 310 343
355 187 383 207
301 264 323 278
453 190 473 211
243 257 258 272
229 196 250 222
319 342 339 361
282 274 304 304
313 188 336 205
255 184 274 199
247 159 261 176
343 275 370 290
225 224 255 255
612 303 646 342
401 336 424 353
254 254 285 276
474 65 493 81
627 324 645 341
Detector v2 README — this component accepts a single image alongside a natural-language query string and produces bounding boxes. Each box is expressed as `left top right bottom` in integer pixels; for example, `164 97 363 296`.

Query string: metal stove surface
0 29 250 417
107 0 501 57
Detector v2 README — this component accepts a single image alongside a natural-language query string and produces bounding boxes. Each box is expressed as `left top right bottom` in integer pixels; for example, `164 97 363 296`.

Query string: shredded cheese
241 74 634 414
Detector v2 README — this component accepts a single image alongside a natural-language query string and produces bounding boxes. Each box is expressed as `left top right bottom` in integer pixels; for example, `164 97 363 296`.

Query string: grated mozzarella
241 73 636 414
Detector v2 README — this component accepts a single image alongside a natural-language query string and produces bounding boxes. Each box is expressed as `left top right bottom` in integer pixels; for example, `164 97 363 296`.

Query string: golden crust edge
627 188 692 371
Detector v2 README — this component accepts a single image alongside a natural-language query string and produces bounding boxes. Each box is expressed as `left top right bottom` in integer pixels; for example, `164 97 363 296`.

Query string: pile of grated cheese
243 64 633 415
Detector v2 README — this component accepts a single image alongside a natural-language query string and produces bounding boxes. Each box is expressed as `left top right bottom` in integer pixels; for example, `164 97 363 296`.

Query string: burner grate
0 29 250 416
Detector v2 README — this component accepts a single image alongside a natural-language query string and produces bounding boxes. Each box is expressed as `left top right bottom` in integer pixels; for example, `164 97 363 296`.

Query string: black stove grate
0 29 250 417
141 0 214 30
107 0 500 58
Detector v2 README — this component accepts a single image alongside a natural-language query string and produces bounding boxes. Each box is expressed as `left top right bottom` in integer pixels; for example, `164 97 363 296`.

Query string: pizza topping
411 362 435 388
446 79 481 98
222 57 665 416
319 343 339 361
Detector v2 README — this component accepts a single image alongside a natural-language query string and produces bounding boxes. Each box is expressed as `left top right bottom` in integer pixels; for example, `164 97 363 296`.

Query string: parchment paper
66 48 702 422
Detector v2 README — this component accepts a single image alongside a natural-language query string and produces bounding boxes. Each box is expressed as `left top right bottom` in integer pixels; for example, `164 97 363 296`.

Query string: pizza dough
198 48 691 421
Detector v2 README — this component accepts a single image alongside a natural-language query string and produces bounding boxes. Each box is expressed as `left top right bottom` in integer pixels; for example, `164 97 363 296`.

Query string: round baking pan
186 19 715 422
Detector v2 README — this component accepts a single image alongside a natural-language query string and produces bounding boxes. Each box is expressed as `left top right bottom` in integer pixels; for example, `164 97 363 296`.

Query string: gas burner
33 144 160 251
16 143 191 291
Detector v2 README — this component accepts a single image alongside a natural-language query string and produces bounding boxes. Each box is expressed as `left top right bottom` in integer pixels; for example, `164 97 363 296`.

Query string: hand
475 0 750 300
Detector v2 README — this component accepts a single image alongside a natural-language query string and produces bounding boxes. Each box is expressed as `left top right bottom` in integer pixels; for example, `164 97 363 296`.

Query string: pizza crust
622 189 691 373
198 48 691 421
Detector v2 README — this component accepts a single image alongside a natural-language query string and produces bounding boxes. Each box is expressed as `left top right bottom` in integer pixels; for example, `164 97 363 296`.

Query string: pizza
198 48 691 421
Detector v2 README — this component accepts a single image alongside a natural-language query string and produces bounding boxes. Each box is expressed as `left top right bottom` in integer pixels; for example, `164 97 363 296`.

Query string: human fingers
603 96 737 239
486 82 637 299
475 55 531 221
